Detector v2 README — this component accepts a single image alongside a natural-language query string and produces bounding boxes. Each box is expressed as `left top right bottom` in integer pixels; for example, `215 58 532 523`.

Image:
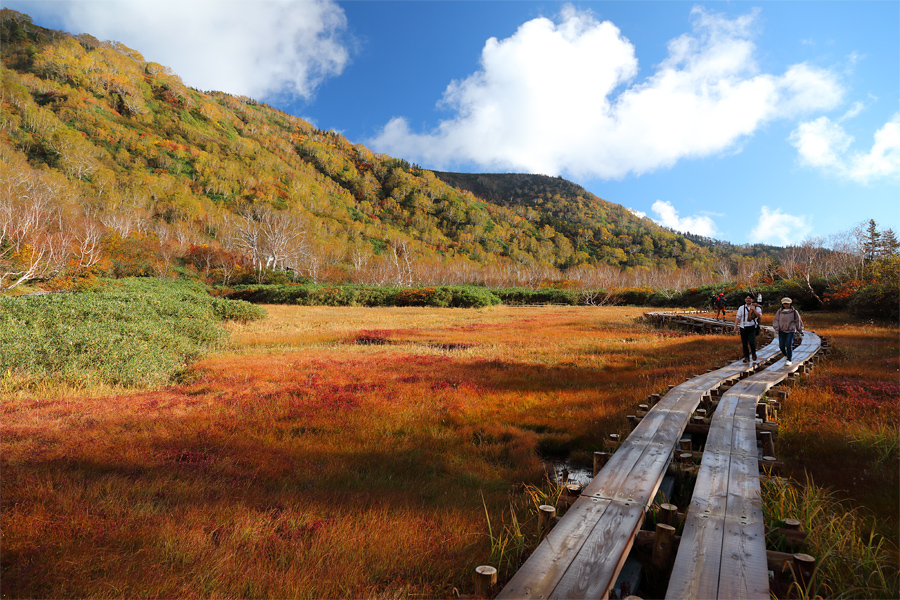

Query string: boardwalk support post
593 451 610 475
474 565 498 596
537 505 556 540
652 523 677 570
792 553 816 595
659 503 678 526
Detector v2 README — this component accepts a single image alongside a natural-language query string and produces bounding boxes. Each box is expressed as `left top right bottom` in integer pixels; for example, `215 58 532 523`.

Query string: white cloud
369 5 844 179
789 113 900 183
649 200 718 237
47 0 349 99
750 206 813 245
627 207 647 219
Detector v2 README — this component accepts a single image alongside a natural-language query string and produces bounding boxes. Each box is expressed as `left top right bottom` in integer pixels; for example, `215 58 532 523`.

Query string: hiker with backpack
772 297 804 366
714 292 727 320
735 294 762 363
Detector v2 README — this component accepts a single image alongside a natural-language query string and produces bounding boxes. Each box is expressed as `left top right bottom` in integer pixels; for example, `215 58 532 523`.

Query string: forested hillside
0 9 742 290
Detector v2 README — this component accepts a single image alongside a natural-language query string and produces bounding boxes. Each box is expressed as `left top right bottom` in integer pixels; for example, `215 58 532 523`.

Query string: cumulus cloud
45 0 349 99
369 5 843 179
649 200 718 237
627 207 647 219
790 112 900 183
750 206 813 245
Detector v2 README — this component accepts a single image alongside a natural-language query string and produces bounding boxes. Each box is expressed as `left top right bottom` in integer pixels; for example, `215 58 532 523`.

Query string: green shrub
445 286 501 308
848 282 900 321
222 284 498 308
494 288 577 305
0 278 266 388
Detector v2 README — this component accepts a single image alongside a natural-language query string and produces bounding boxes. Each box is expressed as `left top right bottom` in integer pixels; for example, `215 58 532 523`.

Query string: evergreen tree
879 228 899 258
863 219 882 263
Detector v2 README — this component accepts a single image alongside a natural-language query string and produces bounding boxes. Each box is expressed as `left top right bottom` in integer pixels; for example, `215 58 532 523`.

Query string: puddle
543 460 594 487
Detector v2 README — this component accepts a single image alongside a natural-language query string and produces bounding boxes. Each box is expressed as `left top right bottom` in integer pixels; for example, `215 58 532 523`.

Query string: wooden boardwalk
497 312 822 600
666 329 821 599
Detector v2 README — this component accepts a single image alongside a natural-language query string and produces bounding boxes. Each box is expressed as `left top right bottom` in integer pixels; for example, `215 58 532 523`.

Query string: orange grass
0 306 810 597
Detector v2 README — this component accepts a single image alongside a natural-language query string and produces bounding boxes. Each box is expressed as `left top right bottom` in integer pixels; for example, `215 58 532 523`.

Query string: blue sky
8 1 900 246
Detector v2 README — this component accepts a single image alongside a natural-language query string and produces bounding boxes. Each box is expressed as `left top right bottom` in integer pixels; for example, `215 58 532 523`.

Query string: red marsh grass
2 306 895 597
773 313 899 542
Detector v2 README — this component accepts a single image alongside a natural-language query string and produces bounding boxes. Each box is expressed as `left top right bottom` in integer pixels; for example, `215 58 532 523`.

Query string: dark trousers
779 331 795 361
740 326 757 358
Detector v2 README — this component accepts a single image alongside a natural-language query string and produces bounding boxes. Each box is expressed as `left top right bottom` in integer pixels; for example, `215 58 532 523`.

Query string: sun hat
781 297 792 304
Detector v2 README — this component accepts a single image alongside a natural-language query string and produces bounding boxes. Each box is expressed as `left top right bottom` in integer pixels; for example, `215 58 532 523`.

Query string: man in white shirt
735 294 762 362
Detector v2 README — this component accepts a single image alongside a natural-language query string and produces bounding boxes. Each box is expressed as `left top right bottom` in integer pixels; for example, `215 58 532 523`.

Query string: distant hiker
757 292 763 304
709 293 717 313
772 297 804 366
714 292 727 320
735 294 762 363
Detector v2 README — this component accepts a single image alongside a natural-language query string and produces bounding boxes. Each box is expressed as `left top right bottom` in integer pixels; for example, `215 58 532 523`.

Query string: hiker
772 297 804 366
714 292 727 320
735 294 762 363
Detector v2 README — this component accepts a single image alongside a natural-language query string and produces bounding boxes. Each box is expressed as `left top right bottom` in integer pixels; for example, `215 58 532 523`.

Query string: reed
762 473 899 599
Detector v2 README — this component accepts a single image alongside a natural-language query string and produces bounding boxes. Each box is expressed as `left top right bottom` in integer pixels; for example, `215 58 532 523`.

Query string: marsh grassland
2 306 897 598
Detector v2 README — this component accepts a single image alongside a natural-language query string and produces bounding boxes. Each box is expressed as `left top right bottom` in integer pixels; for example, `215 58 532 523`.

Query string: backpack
742 304 760 333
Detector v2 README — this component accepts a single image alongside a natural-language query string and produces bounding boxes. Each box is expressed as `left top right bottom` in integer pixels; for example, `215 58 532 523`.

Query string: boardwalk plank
665 393 739 599
496 496 613 599
718 414 768 600
548 500 645 600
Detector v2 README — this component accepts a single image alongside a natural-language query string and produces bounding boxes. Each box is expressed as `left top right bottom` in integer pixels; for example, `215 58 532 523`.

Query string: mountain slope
1 9 744 289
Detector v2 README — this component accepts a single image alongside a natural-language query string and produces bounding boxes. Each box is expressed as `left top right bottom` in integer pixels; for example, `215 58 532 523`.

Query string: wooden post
627 415 639 431
538 505 556 540
593 451 609 475
650 393 661 406
474 565 497 596
760 456 777 475
756 402 768 421
784 518 802 531
605 433 620 451
659 503 678 526
678 452 693 465
678 437 692 452
565 483 582 498
760 431 775 457
792 553 816 595
652 523 677 570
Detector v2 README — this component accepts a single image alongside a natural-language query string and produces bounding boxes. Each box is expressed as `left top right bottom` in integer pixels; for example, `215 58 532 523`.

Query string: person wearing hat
772 297 804 366
714 292 727 320
736 294 762 363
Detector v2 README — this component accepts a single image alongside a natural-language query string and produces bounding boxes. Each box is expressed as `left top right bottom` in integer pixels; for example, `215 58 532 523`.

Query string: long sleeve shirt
772 308 804 333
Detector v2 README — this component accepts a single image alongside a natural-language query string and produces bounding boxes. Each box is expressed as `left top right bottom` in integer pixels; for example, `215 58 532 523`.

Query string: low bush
847 282 900 321
494 288 578 305
223 284 500 308
0 278 266 388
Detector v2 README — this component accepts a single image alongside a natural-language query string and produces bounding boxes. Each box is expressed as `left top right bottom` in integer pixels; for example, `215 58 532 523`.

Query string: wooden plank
665 394 738 599
548 500 646 600
496 496 614 599
717 413 769 600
